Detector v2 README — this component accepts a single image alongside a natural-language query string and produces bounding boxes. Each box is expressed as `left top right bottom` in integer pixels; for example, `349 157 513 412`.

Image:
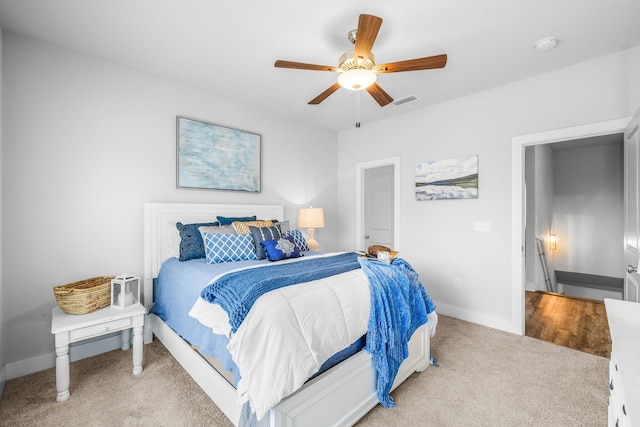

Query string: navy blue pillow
176 221 219 261
261 236 302 262
216 215 257 225
249 225 282 260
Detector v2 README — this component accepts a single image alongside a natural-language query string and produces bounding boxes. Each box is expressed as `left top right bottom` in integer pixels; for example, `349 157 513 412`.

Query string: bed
143 202 434 427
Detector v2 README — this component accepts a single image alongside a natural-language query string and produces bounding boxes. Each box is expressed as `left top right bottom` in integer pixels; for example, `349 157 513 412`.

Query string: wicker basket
53 276 114 315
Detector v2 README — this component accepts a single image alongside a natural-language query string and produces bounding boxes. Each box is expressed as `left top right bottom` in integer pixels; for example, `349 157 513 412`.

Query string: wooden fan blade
308 83 342 105
274 60 339 72
353 14 383 64
374 54 448 73
366 83 393 107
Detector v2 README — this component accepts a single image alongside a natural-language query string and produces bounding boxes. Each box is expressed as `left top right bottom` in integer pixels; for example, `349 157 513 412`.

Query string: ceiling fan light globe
337 69 377 91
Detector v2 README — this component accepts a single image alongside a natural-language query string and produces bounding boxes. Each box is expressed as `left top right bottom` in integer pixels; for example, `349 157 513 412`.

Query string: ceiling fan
274 14 447 107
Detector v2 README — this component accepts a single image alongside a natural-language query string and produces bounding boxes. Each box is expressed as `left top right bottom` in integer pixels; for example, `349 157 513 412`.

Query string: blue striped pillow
249 225 282 260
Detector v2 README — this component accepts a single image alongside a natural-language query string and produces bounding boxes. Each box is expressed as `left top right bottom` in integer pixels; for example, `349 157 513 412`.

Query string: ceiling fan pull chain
355 90 361 128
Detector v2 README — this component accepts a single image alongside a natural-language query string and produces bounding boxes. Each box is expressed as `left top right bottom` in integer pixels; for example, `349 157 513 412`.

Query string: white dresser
605 298 640 426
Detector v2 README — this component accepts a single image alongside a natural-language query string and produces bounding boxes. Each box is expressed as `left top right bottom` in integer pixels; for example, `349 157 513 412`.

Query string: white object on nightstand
51 303 146 402
111 275 141 309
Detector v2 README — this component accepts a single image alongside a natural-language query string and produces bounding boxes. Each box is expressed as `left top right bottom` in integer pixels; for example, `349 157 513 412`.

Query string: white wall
553 143 623 277
1 32 338 373
336 45 640 333
0 26 5 393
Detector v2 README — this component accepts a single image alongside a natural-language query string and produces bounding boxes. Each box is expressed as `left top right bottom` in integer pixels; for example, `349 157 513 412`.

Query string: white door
624 109 640 302
364 165 394 250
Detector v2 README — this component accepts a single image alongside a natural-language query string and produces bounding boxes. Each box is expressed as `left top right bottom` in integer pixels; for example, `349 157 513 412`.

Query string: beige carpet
0 315 608 426
357 315 608 426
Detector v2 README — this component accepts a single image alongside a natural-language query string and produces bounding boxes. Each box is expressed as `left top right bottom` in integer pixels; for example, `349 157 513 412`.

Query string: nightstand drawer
70 317 133 341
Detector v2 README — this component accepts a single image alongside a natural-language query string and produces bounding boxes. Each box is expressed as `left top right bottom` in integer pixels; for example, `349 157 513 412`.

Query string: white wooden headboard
143 202 284 311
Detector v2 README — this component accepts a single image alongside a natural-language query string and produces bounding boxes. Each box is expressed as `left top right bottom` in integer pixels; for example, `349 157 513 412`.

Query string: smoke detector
535 36 558 51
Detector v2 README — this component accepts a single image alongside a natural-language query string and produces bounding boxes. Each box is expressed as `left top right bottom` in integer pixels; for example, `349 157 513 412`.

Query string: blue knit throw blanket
360 258 436 408
200 252 361 334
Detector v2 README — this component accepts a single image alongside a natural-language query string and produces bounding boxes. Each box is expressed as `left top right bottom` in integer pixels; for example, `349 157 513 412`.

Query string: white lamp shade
298 207 325 229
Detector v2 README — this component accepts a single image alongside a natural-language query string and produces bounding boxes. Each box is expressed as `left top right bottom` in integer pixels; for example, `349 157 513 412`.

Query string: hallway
525 291 611 358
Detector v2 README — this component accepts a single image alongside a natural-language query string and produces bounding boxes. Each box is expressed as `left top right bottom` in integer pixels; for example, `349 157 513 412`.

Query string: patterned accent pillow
232 220 273 234
176 221 219 261
282 229 310 251
216 215 256 225
203 233 258 264
262 236 302 262
249 225 282 260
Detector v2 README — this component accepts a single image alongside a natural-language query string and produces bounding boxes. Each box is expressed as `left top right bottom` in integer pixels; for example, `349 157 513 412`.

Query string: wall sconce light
298 206 325 251
549 234 557 251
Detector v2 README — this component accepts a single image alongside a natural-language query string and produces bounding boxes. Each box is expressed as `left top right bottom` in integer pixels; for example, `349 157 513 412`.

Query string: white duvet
189 259 371 420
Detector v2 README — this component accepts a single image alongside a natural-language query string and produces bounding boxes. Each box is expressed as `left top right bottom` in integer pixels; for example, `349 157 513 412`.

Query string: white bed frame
143 202 431 427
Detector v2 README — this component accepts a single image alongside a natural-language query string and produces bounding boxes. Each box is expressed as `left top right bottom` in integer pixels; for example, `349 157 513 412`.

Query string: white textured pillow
198 225 236 247
275 220 290 233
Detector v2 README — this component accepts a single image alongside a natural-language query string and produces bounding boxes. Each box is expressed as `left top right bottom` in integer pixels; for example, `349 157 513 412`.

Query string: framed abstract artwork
415 155 478 200
177 116 261 192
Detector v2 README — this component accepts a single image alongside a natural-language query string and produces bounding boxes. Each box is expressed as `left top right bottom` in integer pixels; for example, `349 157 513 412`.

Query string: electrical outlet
474 221 491 232
454 277 462 289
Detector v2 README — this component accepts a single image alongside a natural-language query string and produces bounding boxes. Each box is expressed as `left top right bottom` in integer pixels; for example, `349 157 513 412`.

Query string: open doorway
524 133 624 301
522 134 622 356
511 117 629 336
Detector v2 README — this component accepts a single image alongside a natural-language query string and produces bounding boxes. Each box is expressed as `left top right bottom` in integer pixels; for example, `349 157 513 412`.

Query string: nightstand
51 303 146 402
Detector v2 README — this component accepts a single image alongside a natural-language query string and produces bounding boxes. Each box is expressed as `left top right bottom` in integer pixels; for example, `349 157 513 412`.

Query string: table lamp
298 207 325 251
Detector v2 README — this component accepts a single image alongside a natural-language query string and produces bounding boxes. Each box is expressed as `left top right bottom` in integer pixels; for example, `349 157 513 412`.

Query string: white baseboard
560 284 622 301
5 333 126 380
435 301 517 335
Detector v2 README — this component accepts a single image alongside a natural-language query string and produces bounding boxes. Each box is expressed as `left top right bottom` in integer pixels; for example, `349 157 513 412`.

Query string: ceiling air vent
393 95 418 106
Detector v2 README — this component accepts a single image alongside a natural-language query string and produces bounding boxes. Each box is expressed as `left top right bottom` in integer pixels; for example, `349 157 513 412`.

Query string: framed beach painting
177 117 261 192
415 155 478 201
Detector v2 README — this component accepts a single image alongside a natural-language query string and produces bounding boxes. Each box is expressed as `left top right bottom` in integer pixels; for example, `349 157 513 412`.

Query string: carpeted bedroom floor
0 315 608 426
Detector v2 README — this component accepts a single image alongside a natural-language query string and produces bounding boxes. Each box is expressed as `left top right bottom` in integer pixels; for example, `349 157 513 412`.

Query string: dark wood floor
525 290 611 358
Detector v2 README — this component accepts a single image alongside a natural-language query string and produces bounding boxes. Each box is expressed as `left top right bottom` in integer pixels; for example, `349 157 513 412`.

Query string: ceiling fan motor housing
339 50 375 71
